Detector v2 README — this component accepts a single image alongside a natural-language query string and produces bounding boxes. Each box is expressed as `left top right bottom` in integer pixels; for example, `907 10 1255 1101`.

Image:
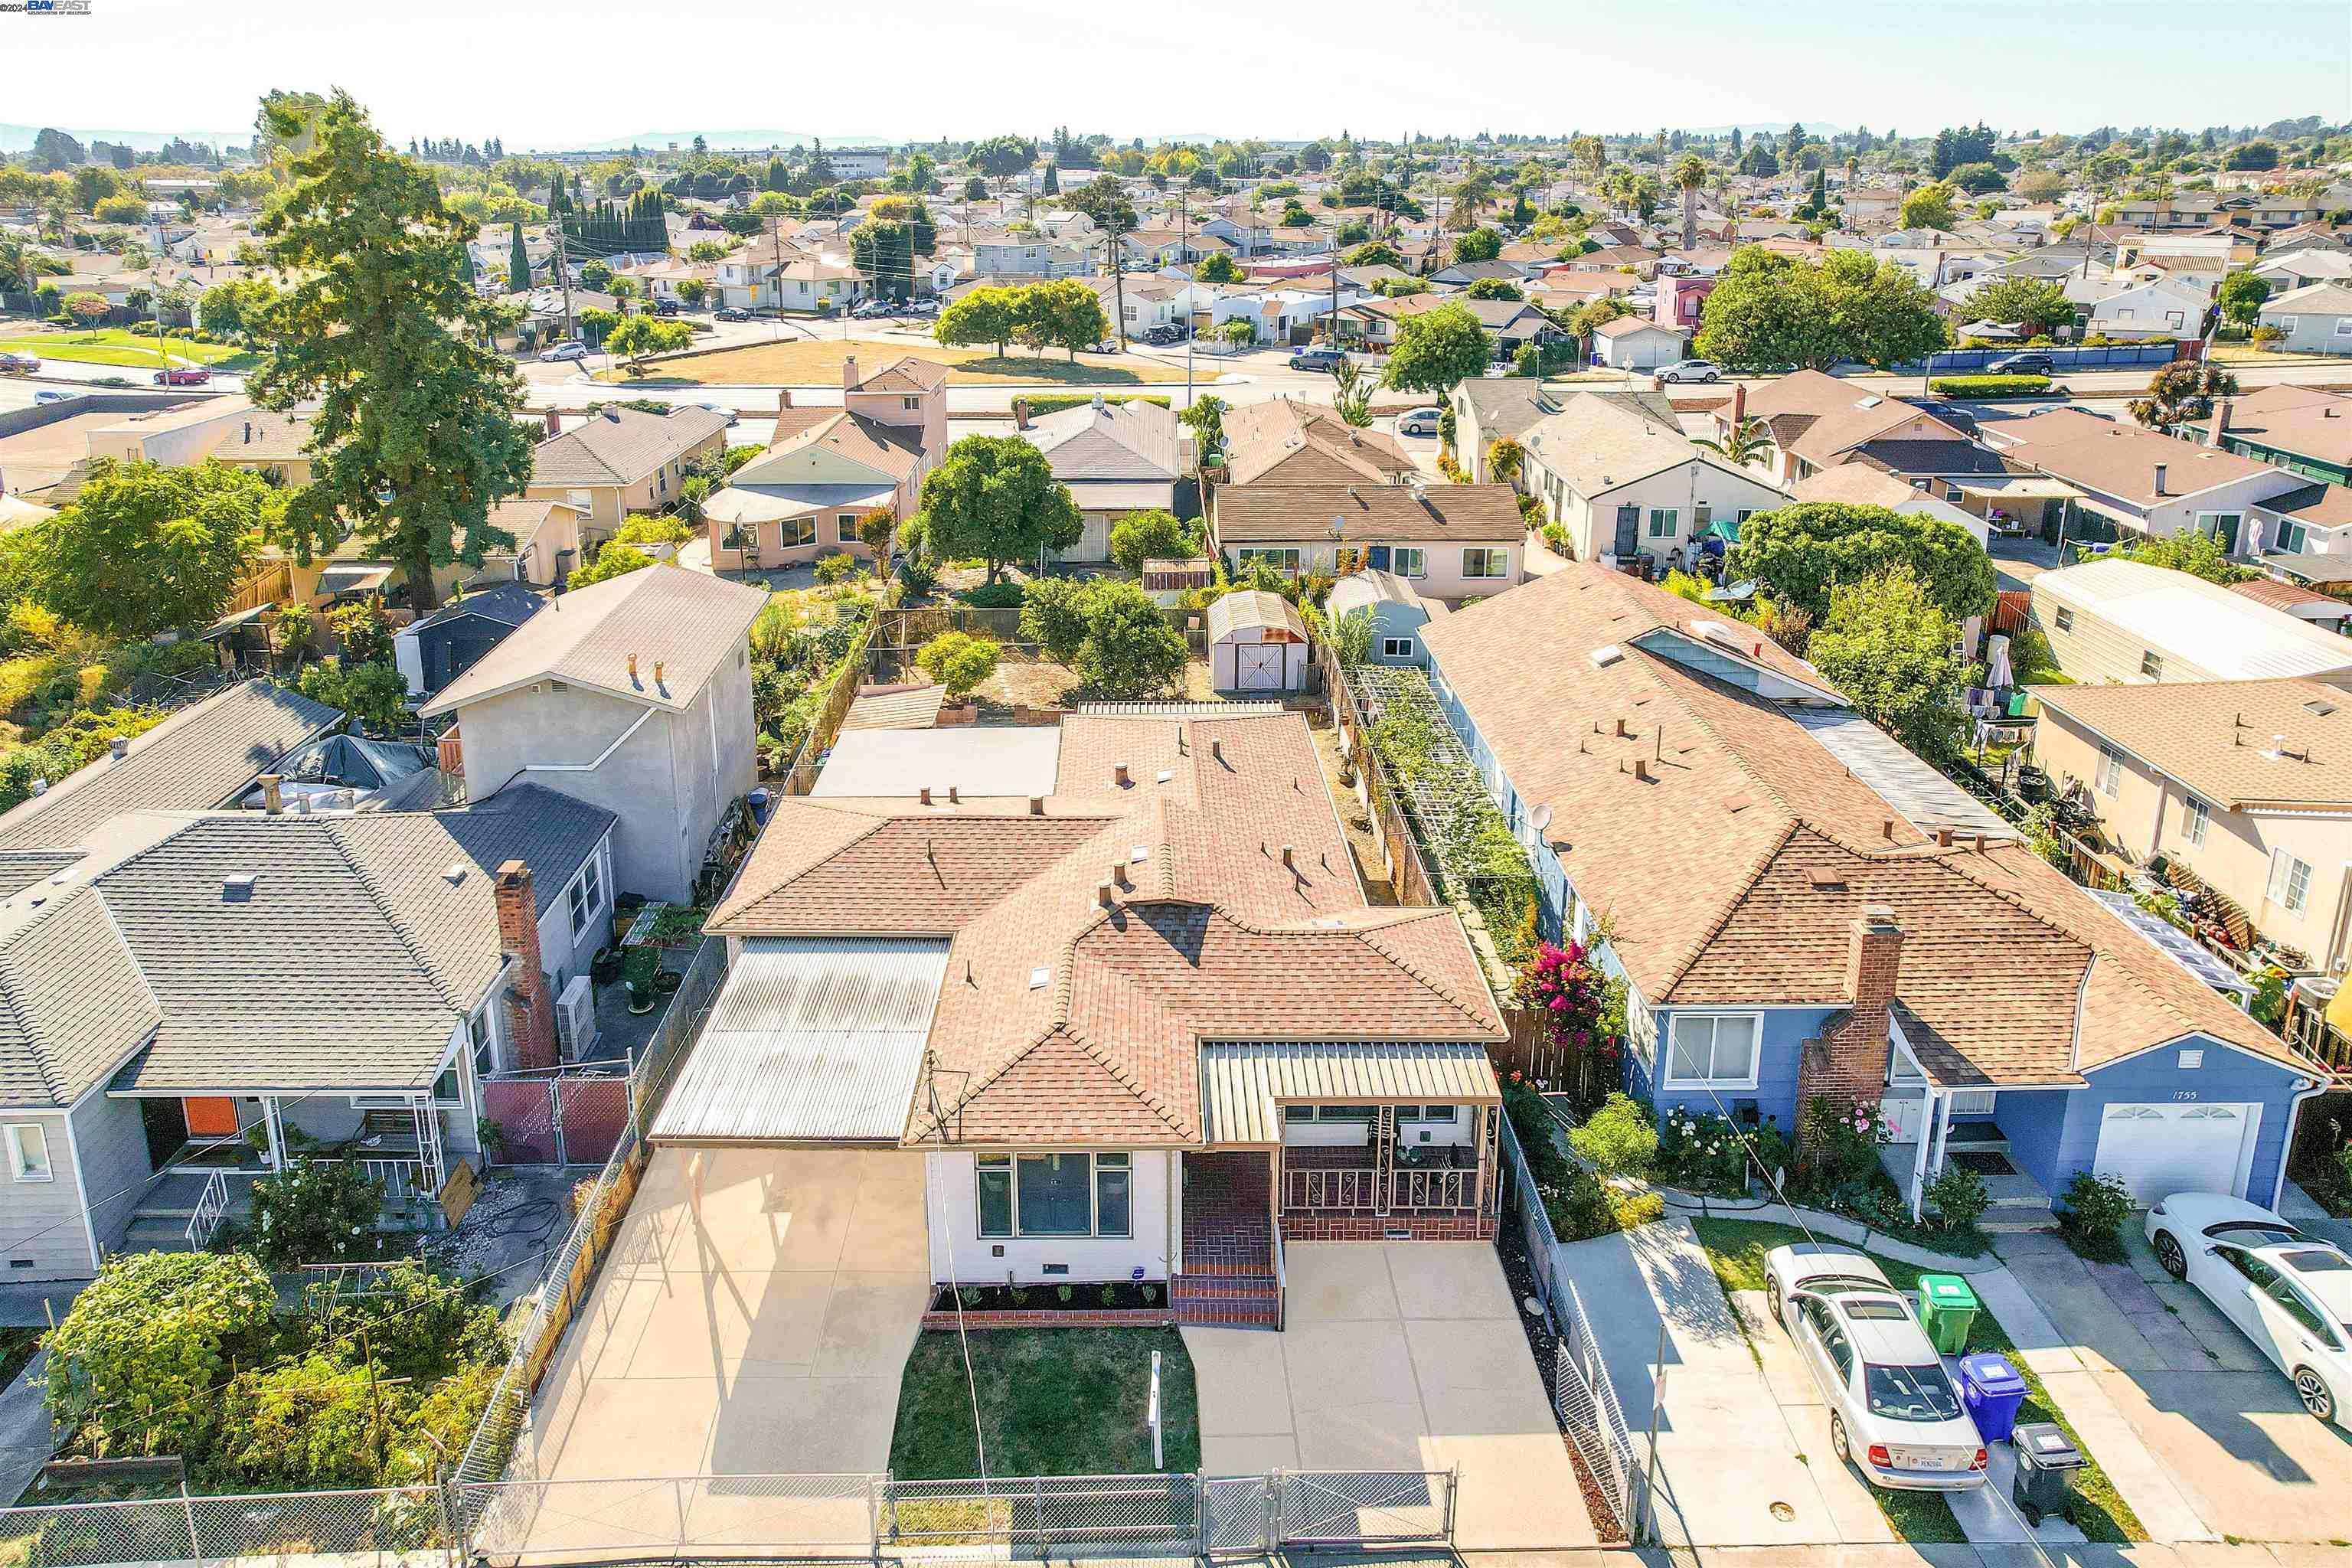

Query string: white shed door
2092 1102 2259 1204
1234 642 1285 691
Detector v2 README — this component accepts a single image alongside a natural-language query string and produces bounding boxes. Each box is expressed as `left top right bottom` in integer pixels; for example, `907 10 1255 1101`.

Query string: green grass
1690 1219 2147 1544
0 329 258 371
888 1327 1199 1480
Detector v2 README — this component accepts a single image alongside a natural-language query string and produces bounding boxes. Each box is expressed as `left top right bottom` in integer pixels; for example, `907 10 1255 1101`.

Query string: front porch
1877 1019 2051 1230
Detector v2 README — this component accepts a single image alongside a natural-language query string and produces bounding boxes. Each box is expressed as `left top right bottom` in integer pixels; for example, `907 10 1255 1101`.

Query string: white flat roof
811 727 1065 799
2037 560 2352 682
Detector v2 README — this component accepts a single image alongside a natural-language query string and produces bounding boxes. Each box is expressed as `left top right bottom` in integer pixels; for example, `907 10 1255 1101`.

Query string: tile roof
0 682 341 854
1220 397 1417 485
2031 677 2352 810
530 406 731 488
707 709 1504 1145
420 564 769 717
1418 564 2297 1083
1213 482 1525 544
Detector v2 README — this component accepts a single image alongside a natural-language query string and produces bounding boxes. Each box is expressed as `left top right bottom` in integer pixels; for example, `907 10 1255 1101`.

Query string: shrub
1795 1095 1885 1195
247 1155 384 1270
569 542 656 588
915 630 1000 700
896 551 940 596
1927 374 2052 397
327 596 394 664
1568 1092 1658 1179
1925 1162 1991 1232
1107 508 1203 574
1074 582 1189 697
1658 1107 1752 1196
275 603 315 652
295 658 408 735
614 512 693 547
814 553 858 586
46 1251 276 1459
955 579 1027 608
2058 1170 2132 1258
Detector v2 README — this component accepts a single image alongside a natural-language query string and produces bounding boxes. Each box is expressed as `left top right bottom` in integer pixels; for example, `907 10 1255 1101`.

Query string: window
1693 505 1712 533
1314 1105 1378 1122
1735 508 1759 524
2338 318 2352 338
978 1152 1131 1236
1382 637 1416 659
2096 746 2122 796
2269 848 2313 913
1646 508 1679 539
469 1008 495 1080
1665 1013 1759 1087
903 397 921 411
2276 519 2309 554
2183 796 2210 847
1393 547 1426 579
2140 649 2164 680
4 1125 50 1184
1282 1105 1315 1125
781 516 816 547
838 514 861 544
1462 547 1508 580
1818 1318 1857 1382
2054 607 2075 633
1865 1362 1965 1422
1237 547 1302 573
567 849 604 942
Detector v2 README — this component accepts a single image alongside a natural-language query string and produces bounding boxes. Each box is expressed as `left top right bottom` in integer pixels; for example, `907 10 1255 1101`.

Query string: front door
1612 505 1641 559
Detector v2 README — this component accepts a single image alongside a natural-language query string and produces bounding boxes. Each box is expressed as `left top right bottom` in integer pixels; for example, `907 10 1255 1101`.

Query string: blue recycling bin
1957 1351 2028 1444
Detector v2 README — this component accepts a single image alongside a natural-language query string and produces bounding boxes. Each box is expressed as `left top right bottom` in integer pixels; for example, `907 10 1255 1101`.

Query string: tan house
523 405 732 541
704 355 946 572
1210 482 1525 603
1220 397 1416 486
2031 677 2352 970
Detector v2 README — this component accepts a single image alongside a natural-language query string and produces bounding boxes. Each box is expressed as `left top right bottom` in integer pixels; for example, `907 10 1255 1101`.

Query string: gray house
422 564 770 905
1328 570 1448 666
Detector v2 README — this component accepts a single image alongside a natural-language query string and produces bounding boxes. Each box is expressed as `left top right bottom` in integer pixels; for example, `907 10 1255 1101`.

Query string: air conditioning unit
556 974 598 1060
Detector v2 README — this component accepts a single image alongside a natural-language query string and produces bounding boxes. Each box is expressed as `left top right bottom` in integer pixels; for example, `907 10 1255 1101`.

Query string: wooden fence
773 624 877 797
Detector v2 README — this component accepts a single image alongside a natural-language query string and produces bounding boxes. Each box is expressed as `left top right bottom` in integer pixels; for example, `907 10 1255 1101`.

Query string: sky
7 0 2347 151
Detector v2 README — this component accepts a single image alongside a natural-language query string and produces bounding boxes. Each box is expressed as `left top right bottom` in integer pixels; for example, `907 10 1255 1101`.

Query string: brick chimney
1798 906 1901 1132
842 354 859 392
543 407 561 439
1729 381 1746 432
495 860 558 1070
2206 397 2232 448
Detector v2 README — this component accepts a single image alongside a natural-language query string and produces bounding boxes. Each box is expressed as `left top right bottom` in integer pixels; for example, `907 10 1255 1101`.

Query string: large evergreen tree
249 91 534 612
506 220 529 294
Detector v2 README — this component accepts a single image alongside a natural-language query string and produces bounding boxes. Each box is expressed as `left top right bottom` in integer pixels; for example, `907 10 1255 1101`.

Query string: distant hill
560 131 897 153
0 122 249 155
1673 123 1854 139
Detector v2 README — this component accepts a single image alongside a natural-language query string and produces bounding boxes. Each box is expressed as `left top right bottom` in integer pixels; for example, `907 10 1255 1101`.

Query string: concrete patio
1181 1242 1598 1551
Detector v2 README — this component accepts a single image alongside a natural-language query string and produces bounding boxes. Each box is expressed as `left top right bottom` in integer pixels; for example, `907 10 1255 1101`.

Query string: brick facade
495 859 559 1071
1281 1213 1496 1242
1798 906 1901 1139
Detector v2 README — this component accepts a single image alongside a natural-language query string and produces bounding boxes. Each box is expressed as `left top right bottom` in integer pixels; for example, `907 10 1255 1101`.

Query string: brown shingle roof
1214 483 1525 544
1988 408 2278 505
531 407 730 487
1220 397 1416 485
2031 676 2352 810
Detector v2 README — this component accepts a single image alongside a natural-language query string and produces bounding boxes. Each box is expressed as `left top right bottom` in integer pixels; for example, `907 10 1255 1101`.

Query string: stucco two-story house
1984 409 2309 554
1421 565 2334 1220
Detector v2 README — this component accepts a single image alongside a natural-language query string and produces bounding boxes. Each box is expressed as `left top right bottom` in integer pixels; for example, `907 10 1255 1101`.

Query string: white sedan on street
2146 1192 2350 1425
1762 1244 1988 1490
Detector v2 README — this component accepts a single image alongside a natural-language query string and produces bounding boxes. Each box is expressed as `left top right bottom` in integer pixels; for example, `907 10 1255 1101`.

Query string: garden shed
394 580 545 700
1207 590 1310 692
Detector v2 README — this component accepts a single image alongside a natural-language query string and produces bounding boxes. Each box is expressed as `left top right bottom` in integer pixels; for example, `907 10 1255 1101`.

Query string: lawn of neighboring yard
0 1329 37 1393
1691 1219 2146 1545
0 329 258 371
599 338 1199 387
889 1327 1199 1479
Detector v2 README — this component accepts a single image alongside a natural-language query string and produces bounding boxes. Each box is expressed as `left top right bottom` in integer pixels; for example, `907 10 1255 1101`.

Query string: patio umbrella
1985 632 2014 689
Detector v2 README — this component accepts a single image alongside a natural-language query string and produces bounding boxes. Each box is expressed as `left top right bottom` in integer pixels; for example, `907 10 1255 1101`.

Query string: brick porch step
1171 1271 1276 1299
1171 1273 1280 1328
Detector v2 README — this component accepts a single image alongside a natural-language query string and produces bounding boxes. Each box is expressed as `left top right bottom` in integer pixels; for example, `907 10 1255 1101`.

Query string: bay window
975 1152 1133 1238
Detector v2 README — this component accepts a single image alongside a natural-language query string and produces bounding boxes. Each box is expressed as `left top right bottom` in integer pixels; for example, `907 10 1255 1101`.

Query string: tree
1805 567 1965 763
1465 276 1524 301
570 542 656 587
919 436 1082 583
1899 182 1959 230
29 127 85 173
1380 299 1494 394
935 285 1019 358
1450 226 1502 264
1340 241 1403 271
2016 168 2066 203
1180 394 1227 466
1217 317 1256 350
1074 581 1188 697
1194 252 1242 283
2130 361 2237 429
45 1251 276 1459
62 291 109 329
1961 276 2075 338
1670 153 1708 251
33 459 270 638
1694 247 1947 372
916 631 1000 701
1107 508 1200 573
1727 501 1994 625
1696 415 1773 468
2217 270 2271 328
198 276 279 339
2224 141 2279 172
1485 437 1525 485
2109 529 2258 585
1018 576 1096 664
604 315 691 373
1947 162 2006 195
247 92 532 613
93 193 146 225
1018 277 1111 361
855 506 897 573
1329 357 1376 426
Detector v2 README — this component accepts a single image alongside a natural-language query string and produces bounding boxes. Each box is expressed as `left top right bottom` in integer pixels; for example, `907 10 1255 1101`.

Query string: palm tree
1671 155 1708 251
1697 416 1773 469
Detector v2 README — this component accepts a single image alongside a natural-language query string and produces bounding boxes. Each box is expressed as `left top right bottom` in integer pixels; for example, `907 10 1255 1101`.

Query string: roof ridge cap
322 818 472 1014
1344 918 1504 1034
1655 817 1804 1003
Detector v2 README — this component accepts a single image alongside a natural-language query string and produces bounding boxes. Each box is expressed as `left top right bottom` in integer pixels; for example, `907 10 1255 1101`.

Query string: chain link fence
0 1485 450 1568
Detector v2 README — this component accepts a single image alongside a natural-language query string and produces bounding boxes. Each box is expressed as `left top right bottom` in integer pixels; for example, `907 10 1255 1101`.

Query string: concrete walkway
0 1349 52 1508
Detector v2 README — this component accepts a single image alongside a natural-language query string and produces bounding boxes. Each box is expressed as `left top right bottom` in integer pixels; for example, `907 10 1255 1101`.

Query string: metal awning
2089 890 2256 1007
649 936 948 1143
1955 477 2081 501
318 564 394 597
1199 1040 1499 1146
201 603 270 639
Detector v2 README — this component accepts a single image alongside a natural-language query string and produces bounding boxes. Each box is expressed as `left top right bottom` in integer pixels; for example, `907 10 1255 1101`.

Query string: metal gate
1200 1475 1270 1556
1276 1470 1455 1548
877 1473 1197 1551
481 1078 558 1165
554 1076 629 1165
482 1069 629 1166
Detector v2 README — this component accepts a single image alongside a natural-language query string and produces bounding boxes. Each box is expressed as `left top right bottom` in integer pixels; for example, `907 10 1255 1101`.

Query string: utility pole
554 222 575 346
1181 188 1194 410
1109 206 1129 351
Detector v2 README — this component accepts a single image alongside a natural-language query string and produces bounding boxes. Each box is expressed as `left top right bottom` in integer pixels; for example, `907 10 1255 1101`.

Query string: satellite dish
1529 803 1553 836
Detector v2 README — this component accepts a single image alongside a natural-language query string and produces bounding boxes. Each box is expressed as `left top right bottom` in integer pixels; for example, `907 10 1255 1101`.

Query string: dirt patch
606 338 1199 387
972 652 1220 712
1306 707 1394 905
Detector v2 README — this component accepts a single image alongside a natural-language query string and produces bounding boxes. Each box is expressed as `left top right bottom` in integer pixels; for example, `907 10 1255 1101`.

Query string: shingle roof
1986 408 2279 505
1743 370 1975 469
409 580 544 635
420 564 769 717
1221 397 1416 485
2032 677 2352 811
1021 398 1186 482
2261 282 2352 318
2214 384 2352 468
851 354 949 395
1521 391 1762 499
1419 564 2298 1084
531 407 730 487
0 682 341 854
707 709 1504 1145
1214 482 1525 544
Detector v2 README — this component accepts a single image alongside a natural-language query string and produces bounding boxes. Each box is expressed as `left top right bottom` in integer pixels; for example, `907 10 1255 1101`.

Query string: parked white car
1762 1245 1988 1490
2146 1192 2350 1425
1655 358 1723 384
1396 407 1442 437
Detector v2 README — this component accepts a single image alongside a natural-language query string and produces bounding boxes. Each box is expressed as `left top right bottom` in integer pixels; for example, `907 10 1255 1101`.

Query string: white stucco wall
924 1149 1174 1285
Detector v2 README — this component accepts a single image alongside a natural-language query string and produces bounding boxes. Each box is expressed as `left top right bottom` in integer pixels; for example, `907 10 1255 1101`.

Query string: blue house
1420 564 2334 1220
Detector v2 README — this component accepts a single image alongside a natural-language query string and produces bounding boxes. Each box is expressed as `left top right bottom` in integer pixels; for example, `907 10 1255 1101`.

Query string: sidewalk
0 1349 54 1509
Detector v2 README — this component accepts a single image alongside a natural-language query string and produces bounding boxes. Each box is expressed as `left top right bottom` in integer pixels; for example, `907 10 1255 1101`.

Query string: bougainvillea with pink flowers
1511 941 1627 1079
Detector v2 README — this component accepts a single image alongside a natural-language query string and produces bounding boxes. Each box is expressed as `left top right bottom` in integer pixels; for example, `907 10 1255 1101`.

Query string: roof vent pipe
109 736 130 760
1028 795 1044 815
260 775 283 815
1114 761 1130 786
627 652 639 680
1936 827 1954 848
1279 844 1295 867
920 786 933 805
1098 882 1116 908
1210 738 1224 764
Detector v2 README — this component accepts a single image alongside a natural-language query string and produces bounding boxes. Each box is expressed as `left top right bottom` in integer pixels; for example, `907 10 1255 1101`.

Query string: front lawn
1690 1219 2146 1545
597 338 1199 387
889 1328 1199 1479
0 329 258 371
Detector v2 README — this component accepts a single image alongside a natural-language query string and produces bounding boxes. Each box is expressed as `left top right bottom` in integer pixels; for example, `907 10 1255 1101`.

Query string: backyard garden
888 1328 1198 1480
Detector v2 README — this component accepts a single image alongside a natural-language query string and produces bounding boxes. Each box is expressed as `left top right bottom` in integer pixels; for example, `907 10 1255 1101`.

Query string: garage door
1235 643 1285 691
2093 1101 2259 1204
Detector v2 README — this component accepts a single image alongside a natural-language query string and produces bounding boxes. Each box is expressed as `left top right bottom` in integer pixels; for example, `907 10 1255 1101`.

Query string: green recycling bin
1916 1273 1979 1355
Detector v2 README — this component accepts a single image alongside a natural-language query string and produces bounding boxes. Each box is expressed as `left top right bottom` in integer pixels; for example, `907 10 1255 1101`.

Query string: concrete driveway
524 1146 931 1483
1181 1242 1597 1550
1996 1228 2352 1544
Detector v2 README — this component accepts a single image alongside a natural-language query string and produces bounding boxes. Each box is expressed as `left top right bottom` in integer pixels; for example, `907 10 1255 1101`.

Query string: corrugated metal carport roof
650 936 947 1144
1198 1040 1498 1146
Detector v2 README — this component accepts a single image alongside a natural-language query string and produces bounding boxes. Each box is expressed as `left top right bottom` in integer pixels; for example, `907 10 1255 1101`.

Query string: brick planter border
920 1308 1174 1331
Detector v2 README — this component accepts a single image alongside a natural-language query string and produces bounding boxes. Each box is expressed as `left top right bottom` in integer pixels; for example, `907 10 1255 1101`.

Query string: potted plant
623 945 661 1014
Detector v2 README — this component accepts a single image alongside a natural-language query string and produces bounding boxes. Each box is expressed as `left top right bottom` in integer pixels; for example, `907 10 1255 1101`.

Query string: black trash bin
2011 1420 2083 1526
